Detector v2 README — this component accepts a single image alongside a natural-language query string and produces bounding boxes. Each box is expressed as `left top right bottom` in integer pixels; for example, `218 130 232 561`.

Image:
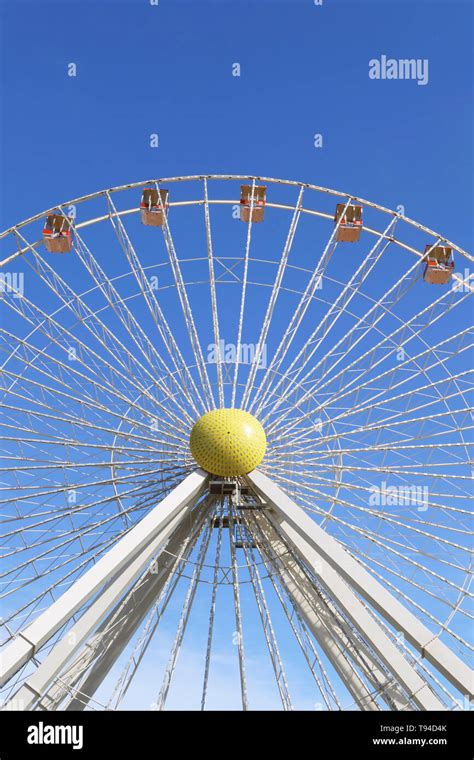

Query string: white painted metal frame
249 511 412 710
43 507 209 711
0 175 471 710
247 470 473 701
0 470 208 691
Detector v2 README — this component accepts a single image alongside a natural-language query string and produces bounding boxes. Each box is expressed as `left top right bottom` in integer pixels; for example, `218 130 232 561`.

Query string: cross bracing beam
0 470 209 692
249 512 413 710
10 507 193 710
30 506 209 711
247 471 472 706
243 514 342 710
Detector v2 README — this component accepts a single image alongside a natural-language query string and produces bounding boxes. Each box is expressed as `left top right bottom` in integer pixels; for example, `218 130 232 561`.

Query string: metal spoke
0 175 471 711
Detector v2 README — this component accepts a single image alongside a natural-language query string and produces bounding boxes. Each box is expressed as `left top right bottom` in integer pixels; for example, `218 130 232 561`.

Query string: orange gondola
240 185 266 223
423 245 454 284
140 187 169 227
42 214 74 253
334 203 363 243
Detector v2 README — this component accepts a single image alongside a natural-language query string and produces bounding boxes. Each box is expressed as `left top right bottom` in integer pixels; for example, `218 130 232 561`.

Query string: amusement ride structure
0 175 472 711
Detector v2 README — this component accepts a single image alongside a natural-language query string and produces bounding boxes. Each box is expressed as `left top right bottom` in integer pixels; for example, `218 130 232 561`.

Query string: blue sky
1 0 472 249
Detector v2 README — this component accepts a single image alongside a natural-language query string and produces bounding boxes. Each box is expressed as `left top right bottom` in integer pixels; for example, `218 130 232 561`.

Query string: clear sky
0 0 472 250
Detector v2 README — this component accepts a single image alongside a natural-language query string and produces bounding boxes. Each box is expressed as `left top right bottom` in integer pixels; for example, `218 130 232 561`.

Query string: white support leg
0 470 208 691
255 516 379 710
253 513 411 710
248 471 467 708
60 508 207 711
12 503 206 710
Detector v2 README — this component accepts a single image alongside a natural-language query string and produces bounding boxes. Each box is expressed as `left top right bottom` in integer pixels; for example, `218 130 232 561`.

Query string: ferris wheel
0 175 472 711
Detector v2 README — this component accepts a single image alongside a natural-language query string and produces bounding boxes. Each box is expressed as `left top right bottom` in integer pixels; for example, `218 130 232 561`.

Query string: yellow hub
189 408 266 477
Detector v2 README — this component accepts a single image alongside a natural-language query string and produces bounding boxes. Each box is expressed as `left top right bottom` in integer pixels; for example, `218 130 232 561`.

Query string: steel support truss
1 469 472 711
247 471 473 707
0 470 209 706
